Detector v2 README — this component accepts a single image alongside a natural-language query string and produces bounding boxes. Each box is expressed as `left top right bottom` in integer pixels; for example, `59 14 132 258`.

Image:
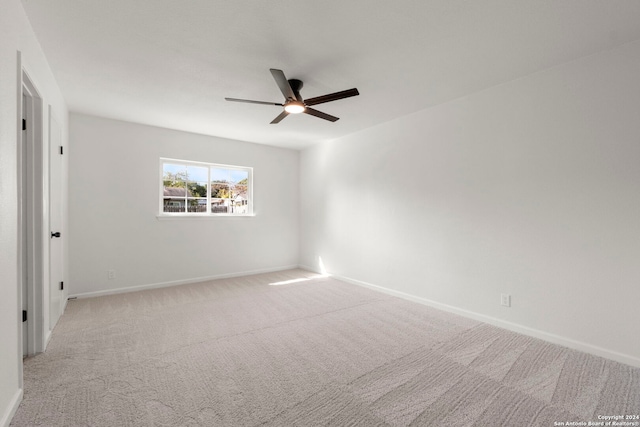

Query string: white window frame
158 157 253 217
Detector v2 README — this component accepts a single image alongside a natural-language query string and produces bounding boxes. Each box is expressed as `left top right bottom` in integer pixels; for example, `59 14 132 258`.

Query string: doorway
19 69 45 357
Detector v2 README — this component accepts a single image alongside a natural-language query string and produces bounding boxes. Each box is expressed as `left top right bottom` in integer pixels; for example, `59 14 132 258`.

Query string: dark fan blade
304 88 359 106
304 107 339 122
225 98 283 106
270 69 296 101
270 110 289 124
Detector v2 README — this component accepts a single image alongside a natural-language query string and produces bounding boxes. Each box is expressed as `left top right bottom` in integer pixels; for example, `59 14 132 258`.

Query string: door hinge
60 281 64 291
60 146 64 155
22 119 26 131
22 310 27 322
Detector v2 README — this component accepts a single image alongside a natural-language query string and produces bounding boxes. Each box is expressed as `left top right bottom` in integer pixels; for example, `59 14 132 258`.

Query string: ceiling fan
225 69 359 124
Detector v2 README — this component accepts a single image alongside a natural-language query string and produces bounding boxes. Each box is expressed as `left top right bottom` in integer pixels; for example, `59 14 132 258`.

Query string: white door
49 111 64 329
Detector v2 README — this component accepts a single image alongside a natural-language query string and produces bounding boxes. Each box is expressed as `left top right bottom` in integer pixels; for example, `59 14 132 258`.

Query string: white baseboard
0 388 22 427
68 265 300 299
312 270 640 369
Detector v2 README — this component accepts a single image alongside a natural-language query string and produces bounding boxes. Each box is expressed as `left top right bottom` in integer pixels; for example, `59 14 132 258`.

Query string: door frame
18 60 46 358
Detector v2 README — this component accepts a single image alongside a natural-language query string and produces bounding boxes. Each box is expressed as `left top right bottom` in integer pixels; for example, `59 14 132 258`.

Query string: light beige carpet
11 269 640 426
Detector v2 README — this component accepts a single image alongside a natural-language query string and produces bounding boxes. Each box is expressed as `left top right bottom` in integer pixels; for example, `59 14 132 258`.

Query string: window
160 158 253 216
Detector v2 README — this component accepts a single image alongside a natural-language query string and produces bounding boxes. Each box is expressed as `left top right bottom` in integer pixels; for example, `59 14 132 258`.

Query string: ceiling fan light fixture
284 101 305 114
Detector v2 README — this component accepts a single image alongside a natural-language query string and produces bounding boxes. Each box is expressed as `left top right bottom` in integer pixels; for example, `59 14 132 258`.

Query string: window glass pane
163 163 187 213
230 170 249 214
211 167 231 213
163 197 186 213
187 198 207 213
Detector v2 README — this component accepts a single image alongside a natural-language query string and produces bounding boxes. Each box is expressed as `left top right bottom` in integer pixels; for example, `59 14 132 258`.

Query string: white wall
68 114 299 296
0 0 69 425
300 40 640 366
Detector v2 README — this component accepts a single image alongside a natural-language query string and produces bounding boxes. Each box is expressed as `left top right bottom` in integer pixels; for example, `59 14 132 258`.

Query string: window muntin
160 159 252 216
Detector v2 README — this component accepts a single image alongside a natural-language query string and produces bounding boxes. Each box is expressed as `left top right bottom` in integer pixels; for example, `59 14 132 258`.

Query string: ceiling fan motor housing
288 79 304 101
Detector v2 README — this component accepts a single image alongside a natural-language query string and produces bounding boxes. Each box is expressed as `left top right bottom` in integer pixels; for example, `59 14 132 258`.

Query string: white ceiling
21 0 640 149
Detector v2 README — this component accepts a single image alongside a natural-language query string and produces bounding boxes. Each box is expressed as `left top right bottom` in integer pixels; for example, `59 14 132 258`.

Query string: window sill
156 213 255 220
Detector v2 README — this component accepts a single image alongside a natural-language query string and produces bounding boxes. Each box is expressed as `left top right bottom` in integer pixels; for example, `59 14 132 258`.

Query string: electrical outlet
108 270 116 280
501 293 511 307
